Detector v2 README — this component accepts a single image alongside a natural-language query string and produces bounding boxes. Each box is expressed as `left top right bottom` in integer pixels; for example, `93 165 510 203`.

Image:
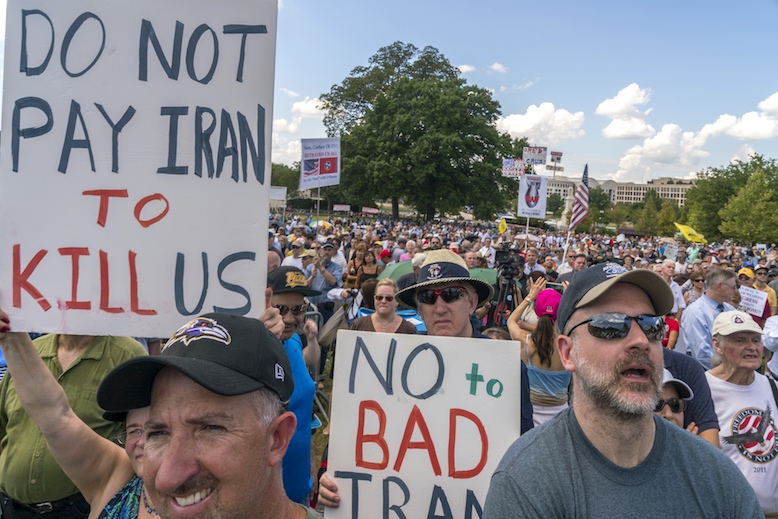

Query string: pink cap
535 289 561 322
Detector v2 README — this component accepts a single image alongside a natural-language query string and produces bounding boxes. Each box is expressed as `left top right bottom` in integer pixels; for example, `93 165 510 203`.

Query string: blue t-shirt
283 333 316 503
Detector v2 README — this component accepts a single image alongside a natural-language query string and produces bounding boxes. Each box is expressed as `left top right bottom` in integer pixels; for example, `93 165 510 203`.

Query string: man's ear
711 336 723 356
267 411 297 467
558 334 576 373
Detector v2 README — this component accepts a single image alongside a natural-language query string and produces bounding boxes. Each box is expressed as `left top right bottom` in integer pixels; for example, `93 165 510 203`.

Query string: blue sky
272 0 778 183
1 1 777 184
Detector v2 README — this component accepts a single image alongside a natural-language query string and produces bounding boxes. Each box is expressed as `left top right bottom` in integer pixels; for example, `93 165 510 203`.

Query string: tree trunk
392 197 400 221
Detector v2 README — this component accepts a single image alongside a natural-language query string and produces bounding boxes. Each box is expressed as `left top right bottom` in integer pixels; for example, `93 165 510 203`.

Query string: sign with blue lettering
0 0 277 336
326 330 523 519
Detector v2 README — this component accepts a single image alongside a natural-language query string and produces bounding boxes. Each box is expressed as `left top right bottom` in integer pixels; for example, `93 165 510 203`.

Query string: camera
495 247 523 279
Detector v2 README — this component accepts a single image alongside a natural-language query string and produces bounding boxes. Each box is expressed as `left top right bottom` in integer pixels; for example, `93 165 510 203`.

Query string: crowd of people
1 211 778 518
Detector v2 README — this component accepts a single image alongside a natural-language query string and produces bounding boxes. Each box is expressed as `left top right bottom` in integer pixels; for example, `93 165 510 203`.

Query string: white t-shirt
706 372 778 515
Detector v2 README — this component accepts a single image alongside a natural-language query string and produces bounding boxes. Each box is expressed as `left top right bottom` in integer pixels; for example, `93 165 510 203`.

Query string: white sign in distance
550 151 562 163
545 165 564 172
739 286 769 317
325 330 523 519
522 146 548 165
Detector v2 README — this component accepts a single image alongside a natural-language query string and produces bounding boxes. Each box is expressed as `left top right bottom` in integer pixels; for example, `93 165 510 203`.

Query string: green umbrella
378 260 413 281
469 267 497 285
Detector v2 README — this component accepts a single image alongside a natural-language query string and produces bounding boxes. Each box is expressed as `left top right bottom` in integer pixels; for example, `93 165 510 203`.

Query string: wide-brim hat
98 313 294 413
556 262 674 333
396 249 494 308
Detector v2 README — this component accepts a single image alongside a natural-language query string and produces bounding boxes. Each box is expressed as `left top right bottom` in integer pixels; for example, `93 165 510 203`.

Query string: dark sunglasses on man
566 313 666 341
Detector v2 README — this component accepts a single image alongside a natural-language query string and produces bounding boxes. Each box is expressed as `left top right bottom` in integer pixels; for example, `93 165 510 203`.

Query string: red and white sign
299 138 341 189
333 204 350 212
522 147 548 165
0 0 277 336
550 151 563 163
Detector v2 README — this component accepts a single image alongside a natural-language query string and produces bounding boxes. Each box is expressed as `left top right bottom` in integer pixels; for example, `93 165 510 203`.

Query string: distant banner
333 204 350 212
361 207 379 214
545 165 564 172
270 186 287 201
299 138 341 190
501 157 525 177
674 222 707 244
517 175 548 218
326 330 523 519
522 147 548 165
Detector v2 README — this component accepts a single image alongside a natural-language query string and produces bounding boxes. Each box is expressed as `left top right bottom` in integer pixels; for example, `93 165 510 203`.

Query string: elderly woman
0 312 155 518
349 279 417 334
706 310 778 517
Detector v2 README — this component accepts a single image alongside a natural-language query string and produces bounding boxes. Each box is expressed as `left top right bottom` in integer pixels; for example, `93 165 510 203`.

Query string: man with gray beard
484 263 761 518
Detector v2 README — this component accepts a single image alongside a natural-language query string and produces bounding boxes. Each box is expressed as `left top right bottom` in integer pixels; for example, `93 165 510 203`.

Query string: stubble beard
573 347 661 420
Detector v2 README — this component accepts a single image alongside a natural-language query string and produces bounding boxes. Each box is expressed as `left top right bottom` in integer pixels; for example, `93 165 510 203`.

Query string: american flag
569 164 589 229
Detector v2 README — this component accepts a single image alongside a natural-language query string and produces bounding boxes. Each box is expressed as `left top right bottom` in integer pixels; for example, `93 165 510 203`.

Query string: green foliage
322 42 523 221
719 169 778 243
684 154 778 241
604 205 630 227
642 188 663 212
656 200 679 237
635 202 658 235
547 193 564 217
271 162 301 197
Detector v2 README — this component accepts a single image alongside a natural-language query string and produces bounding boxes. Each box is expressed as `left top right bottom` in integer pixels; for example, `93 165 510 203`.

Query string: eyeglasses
273 304 306 316
567 313 666 341
291 245 301 249
738 276 751 281
417 286 468 305
655 398 686 413
692 278 704 283
116 427 144 446
374 295 394 302
756 271 768 276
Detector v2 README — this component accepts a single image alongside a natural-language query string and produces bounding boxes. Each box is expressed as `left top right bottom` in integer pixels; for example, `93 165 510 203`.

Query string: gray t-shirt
484 408 761 518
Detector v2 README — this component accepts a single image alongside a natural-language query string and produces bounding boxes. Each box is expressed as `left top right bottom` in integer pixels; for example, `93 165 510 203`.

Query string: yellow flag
674 222 707 244
498 218 508 234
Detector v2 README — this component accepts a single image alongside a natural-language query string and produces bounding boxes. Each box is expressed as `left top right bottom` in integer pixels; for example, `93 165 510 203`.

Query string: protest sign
522 146 547 165
326 330 523 518
299 137 341 189
663 242 678 261
0 0 277 336
739 286 768 317
501 157 524 177
517 175 548 219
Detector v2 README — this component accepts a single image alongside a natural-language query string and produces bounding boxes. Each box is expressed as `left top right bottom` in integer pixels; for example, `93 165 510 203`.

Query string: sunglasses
417 286 468 305
655 398 686 413
567 313 666 341
692 278 704 283
273 304 306 316
374 295 394 302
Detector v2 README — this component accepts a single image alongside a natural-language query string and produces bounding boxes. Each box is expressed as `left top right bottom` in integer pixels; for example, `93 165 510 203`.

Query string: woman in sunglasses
685 271 706 306
264 266 321 505
655 369 696 433
349 279 417 334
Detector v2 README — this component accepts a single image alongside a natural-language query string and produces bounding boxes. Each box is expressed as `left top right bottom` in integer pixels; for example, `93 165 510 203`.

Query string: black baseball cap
97 313 295 412
267 266 321 296
556 263 674 333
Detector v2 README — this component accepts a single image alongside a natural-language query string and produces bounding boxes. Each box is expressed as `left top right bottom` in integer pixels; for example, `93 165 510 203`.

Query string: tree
684 154 778 241
719 169 778 243
604 205 630 227
547 193 564 217
323 42 520 220
642 188 663 212
635 203 658 235
656 200 679 237
271 162 301 198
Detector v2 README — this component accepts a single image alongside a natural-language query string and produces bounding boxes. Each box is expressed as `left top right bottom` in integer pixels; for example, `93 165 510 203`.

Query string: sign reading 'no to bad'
0 0 277 336
327 331 523 519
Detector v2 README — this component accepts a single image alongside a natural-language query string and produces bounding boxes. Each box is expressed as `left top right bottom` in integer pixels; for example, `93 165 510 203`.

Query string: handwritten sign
0 0 277 336
501 157 524 178
522 146 547 165
740 286 769 317
326 330 523 519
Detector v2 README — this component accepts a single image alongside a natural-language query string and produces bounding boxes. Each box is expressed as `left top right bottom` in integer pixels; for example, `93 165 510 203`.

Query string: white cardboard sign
326 330 523 518
740 286 769 317
299 137 341 189
0 0 277 336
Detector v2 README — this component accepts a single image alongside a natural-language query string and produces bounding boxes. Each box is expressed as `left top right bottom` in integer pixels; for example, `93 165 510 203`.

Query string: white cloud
596 83 655 139
490 62 508 73
496 102 585 145
758 92 778 114
271 97 326 165
458 64 475 74
279 87 300 97
730 144 757 164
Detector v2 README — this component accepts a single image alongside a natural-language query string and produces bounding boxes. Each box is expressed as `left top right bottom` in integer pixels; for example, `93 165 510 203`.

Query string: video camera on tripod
494 248 523 279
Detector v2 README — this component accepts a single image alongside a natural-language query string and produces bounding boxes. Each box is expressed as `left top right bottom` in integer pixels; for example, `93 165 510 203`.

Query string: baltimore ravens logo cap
97 313 294 412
